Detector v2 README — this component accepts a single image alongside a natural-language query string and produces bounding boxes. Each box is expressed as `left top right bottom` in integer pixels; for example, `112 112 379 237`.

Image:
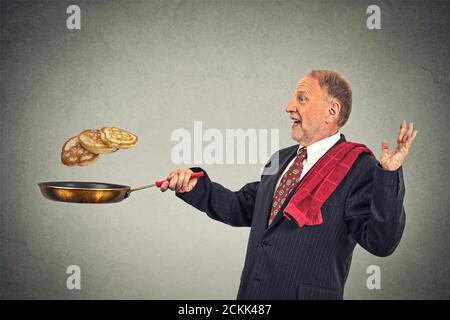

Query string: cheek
307 109 322 121
300 109 310 123
297 107 305 118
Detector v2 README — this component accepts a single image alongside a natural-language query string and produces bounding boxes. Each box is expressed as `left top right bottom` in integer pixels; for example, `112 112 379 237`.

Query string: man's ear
327 99 341 124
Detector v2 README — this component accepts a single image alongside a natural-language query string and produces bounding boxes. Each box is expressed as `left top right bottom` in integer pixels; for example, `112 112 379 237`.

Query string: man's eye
298 96 306 103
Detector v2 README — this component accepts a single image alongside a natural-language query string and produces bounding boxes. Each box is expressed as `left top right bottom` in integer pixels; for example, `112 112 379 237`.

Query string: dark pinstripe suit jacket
176 134 406 300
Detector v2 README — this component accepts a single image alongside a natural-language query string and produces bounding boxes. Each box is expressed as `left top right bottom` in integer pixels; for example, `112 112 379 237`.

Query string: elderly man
160 70 417 300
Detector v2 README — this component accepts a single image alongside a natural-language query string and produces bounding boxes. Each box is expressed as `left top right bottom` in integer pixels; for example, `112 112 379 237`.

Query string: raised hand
379 120 418 171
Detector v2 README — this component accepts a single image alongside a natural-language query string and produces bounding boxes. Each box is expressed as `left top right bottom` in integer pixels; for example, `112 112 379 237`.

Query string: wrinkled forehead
295 76 322 95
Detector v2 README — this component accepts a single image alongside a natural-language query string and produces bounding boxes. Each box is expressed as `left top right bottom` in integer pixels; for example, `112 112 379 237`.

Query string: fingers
397 120 418 146
176 171 186 191
166 170 177 183
169 170 180 190
406 122 414 141
411 130 418 141
159 168 195 193
405 128 418 148
397 120 407 144
180 171 192 193
159 181 170 192
160 169 179 192
402 121 418 149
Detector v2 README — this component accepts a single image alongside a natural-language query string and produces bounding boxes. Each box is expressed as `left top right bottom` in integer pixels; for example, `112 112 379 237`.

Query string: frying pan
38 172 204 204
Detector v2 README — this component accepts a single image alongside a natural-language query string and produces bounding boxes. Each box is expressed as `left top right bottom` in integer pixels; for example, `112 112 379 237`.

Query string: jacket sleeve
175 167 259 227
344 156 406 257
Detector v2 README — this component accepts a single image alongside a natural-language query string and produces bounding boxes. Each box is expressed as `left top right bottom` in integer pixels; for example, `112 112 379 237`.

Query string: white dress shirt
275 131 342 190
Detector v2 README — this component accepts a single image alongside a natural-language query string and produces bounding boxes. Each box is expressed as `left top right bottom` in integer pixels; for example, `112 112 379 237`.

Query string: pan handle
155 171 204 188
129 171 205 193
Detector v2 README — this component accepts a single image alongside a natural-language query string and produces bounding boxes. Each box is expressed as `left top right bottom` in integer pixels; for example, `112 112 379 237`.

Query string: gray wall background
1 0 449 299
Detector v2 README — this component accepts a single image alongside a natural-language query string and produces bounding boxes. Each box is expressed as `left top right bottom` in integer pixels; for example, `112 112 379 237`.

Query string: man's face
286 76 330 145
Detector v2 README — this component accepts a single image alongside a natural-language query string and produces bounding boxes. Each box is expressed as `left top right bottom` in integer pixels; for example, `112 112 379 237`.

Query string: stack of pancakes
61 127 138 166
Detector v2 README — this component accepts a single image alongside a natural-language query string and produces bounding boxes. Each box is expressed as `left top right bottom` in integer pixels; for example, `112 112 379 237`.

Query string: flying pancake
78 129 118 154
100 127 138 149
61 136 99 166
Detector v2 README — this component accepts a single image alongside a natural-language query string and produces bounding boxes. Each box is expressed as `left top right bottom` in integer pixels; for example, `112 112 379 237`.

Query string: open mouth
291 118 301 126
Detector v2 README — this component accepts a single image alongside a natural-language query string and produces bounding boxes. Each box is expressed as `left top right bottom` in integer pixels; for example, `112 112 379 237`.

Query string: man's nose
285 101 297 113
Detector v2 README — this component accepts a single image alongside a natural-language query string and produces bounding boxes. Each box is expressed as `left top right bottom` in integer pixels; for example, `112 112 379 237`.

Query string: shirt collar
298 131 341 163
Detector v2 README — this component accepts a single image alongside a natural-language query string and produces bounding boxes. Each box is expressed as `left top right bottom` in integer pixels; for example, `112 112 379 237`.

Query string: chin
291 132 302 143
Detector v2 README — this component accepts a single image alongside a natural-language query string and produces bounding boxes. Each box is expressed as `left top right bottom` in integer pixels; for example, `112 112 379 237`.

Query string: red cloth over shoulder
283 142 375 227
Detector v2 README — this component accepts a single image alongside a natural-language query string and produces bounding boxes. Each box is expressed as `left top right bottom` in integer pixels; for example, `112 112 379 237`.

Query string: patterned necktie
268 147 307 226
